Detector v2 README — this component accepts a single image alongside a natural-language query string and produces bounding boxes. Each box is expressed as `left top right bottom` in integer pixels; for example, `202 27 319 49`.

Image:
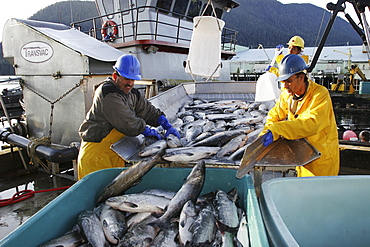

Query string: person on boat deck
359 130 370 142
77 54 180 180
268 35 308 76
259 54 339 177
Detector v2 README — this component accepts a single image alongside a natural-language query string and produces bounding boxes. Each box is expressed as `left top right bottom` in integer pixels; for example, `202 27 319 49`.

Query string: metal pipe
307 0 346 73
0 128 79 164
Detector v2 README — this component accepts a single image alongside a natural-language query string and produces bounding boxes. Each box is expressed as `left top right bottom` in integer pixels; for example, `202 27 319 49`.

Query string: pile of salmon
40 161 249 246
139 98 272 163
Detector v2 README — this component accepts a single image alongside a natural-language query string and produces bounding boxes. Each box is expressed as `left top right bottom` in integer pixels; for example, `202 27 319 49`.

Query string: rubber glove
262 130 274 147
157 115 180 138
157 115 172 129
142 126 162 140
165 127 180 138
264 65 272 72
276 44 284 54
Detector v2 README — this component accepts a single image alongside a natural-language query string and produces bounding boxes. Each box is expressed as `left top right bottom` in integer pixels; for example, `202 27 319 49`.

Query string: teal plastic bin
260 176 370 247
0 167 269 246
359 81 370 94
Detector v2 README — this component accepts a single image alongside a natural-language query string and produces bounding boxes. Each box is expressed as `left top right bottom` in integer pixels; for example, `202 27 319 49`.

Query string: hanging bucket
185 16 225 78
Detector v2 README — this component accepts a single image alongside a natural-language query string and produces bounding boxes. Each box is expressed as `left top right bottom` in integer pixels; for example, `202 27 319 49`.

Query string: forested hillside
0 0 364 75
223 0 362 48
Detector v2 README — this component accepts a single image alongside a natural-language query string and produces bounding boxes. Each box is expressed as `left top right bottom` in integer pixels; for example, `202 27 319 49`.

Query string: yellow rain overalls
260 79 339 177
77 129 125 180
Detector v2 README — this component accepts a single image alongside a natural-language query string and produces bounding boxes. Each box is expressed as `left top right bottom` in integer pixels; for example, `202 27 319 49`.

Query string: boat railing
71 5 237 51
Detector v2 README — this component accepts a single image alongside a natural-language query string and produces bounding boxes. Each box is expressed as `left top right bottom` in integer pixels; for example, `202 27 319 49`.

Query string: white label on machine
20 41 54 63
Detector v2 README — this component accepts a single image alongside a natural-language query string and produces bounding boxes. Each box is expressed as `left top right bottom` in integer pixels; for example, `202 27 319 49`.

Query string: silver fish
216 134 248 158
230 115 264 126
142 188 176 199
151 160 205 228
167 134 183 148
118 215 159 247
182 115 195 123
190 205 216 245
214 190 239 230
228 144 249 161
185 125 203 143
189 131 214 145
106 193 170 214
203 121 216 132
179 200 197 246
151 223 179 247
77 211 109 247
206 113 239 121
191 129 251 147
39 231 85 247
100 204 127 245
138 139 167 157
126 212 153 229
97 149 165 202
162 146 220 162
236 212 249 247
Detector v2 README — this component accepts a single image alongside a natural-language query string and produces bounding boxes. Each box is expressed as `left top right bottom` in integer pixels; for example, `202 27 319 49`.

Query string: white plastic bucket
255 72 281 102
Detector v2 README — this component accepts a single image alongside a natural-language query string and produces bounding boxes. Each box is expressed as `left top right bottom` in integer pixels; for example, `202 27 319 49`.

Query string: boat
1 0 370 245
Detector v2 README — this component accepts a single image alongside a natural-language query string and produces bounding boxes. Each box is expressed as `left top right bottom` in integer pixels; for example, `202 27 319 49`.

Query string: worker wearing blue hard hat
77 54 180 179
259 54 339 177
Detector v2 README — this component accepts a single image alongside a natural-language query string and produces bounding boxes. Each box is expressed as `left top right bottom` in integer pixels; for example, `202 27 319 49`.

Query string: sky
0 0 367 42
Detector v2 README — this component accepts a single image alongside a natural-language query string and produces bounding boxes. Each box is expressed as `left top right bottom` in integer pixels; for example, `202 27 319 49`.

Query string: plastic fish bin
359 81 370 94
260 175 370 247
0 167 269 247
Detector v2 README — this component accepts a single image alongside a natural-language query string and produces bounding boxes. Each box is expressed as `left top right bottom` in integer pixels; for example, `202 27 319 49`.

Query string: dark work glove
262 130 274 147
142 126 162 140
157 115 180 138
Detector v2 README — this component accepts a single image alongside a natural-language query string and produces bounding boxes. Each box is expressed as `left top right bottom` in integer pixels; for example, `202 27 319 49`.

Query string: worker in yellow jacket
260 54 339 177
269 36 308 75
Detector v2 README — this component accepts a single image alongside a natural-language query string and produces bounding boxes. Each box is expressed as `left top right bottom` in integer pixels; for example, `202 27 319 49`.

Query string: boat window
187 0 202 18
201 4 222 18
156 0 172 12
173 0 188 16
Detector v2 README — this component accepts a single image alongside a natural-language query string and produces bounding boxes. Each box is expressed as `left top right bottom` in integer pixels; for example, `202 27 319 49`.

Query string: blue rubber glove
276 44 284 53
165 127 181 139
157 115 181 138
142 126 162 140
262 130 274 147
264 65 272 72
157 115 172 129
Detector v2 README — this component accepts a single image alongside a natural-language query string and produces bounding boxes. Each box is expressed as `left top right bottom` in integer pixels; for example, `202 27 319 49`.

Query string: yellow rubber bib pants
77 129 125 180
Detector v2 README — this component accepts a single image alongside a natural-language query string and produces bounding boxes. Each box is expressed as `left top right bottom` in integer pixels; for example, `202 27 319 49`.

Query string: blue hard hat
277 54 309 81
113 54 142 80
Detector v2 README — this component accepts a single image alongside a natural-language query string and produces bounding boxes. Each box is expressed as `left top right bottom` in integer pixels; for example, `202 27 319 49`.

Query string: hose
0 186 71 207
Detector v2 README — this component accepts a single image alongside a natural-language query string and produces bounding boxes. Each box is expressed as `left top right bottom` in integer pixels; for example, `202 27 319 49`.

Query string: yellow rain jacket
269 54 309 77
260 79 339 177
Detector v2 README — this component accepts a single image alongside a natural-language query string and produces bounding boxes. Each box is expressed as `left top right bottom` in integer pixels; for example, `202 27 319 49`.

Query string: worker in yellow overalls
260 54 339 177
77 55 180 179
